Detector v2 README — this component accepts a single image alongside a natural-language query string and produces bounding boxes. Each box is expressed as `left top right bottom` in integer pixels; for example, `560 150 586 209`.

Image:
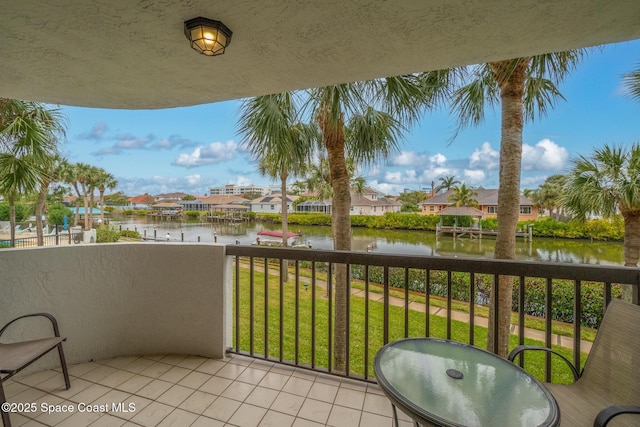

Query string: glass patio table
374 338 559 427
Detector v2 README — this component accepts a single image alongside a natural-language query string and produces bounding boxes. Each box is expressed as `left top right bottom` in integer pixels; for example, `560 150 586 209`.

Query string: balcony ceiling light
184 17 232 57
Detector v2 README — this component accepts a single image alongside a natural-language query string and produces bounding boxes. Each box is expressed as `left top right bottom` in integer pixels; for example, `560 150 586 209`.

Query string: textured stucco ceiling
1 0 640 109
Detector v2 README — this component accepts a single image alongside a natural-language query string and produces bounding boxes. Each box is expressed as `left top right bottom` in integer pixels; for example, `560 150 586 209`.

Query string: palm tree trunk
35 181 49 246
82 183 89 230
9 194 16 248
89 191 95 228
280 172 289 282
99 189 105 223
487 59 528 357
323 117 351 374
72 183 81 226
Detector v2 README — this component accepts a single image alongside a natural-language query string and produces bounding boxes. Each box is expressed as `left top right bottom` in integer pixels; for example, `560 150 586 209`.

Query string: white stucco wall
0 243 230 369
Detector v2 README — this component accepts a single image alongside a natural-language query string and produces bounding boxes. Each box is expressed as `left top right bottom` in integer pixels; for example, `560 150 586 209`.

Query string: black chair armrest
594 405 640 427
0 313 62 339
508 345 581 382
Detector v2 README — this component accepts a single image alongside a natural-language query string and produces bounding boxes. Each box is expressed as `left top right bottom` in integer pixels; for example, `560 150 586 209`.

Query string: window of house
487 206 497 214
429 206 434 212
520 206 532 215
271 205 275 210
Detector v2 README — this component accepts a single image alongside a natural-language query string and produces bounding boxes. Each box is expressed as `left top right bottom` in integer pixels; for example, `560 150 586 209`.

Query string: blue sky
60 40 640 197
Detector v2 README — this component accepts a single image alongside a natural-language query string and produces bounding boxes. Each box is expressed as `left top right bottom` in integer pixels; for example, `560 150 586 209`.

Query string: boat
257 230 302 238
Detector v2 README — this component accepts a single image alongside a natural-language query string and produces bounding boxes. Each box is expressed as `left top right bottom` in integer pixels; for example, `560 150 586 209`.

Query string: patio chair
508 299 640 427
0 313 70 427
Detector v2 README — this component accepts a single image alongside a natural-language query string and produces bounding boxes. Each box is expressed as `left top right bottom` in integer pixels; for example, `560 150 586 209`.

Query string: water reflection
114 219 624 265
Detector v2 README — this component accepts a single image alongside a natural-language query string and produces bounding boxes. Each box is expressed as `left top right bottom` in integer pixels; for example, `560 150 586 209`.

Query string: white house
250 194 299 213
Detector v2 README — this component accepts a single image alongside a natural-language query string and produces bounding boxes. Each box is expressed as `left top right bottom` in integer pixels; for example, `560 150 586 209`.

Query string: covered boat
257 230 301 238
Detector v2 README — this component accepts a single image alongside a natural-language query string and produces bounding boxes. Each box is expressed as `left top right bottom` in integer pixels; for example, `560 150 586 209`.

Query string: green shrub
184 210 200 219
134 209 147 216
0 202 29 222
119 229 141 239
244 211 257 220
96 224 121 243
47 203 73 226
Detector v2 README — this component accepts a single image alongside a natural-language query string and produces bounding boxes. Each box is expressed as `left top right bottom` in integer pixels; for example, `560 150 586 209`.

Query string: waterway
114 218 625 266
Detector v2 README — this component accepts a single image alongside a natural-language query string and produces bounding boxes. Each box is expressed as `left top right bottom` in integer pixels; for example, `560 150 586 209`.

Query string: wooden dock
436 224 533 240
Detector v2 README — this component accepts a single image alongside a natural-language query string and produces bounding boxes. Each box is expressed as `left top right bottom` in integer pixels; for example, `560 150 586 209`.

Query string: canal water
114 218 625 266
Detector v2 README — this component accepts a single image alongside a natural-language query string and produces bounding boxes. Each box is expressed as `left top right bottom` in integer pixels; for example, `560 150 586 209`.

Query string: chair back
580 299 640 404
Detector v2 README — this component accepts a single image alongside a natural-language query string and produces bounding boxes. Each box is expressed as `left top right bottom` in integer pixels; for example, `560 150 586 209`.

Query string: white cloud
429 153 447 165
231 176 253 186
116 175 212 196
469 142 499 170
174 140 239 168
78 122 108 140
185 174 202 185
391 151 430 166
522 139 569 171
384 172 404 184
463 169 486 184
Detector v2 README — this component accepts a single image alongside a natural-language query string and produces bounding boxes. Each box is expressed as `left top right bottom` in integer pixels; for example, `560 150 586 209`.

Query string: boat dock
436 224 533 240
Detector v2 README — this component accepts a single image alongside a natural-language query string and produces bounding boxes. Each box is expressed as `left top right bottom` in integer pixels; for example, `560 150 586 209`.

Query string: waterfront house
249 194 299 213
421 189 538 222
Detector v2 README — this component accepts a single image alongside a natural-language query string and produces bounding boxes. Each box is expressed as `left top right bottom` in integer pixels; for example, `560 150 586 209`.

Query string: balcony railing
227 245 640 383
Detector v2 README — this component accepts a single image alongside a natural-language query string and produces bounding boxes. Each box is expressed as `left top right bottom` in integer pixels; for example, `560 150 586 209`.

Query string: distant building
209 184 268 196
154 192 191 202
294 187 401 216
128 194 155 209
420 189 538 222
250 194 299 213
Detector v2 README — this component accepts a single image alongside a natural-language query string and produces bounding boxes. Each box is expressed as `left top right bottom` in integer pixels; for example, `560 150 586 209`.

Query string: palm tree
449 51 586 356
34 155 67 245
239 74 439 372
563 144 640 267
623 63 640 101
238 93 315 251
538 174 566 220
305 156 366 202
0 99 65 246
436 175 461 193
94 169 117 224
448 183 479 207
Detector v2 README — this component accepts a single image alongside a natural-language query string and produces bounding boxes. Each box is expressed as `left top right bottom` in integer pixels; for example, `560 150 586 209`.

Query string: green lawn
233 263 587 384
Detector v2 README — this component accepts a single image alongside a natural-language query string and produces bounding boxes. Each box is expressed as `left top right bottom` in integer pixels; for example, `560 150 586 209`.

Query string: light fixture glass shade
184 17 232 56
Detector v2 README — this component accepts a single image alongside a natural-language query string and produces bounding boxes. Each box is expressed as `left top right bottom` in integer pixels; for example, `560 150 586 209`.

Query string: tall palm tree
563 144 640 267
436 175 461 193
623 63 640 101
538 174 566 220
34 155 67 245
61 162 91 228
238 93 316 250
95 169 117 224
449 51 586 356
239 74 439 372
448 183 479 207
0 99 65 246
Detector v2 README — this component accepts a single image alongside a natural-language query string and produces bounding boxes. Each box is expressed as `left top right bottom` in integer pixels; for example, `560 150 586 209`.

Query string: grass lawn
233 262 588 384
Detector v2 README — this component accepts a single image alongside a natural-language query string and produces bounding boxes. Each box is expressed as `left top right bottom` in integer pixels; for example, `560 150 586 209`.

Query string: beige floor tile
314 373 342 387
292 418 325 427
359 411 393 427
55 408 103 426
116 374 153 394
198 376 232 396
15 369 59 387
245 386 280 409
258 410 295 427
366 384 385 396
334 387 366 410
362 393 393 416
158 354 188 366
327 404 362 427
91 389 132 407
282 377 313 397
195 359 226 375
34 399 74 425
249 360 275 372
214 362 246 380
66 383 111 404
36 375 79 398
292 369 317 382
3 380 29 397
80 365 119 383
236 367 268 385
177 371 212 390
120 358 155 374
136 379 173 400
158 366 191 384
340 378 368 392
178 390 217 414
142 354 166 361
2 413 31 427
97 369 135 388
99 356 139 369
191 415 224 426
130 401 174 427
221 381 255 402
227 355 253 366
139 362 173 378
202 396 241 422
227 403 268 427
269 365 296 376
176 355 208 370
307 382 338 403
89 414 126 426
67 362 101 378
270 392 304 416
297 398 332 424
156 384 194 406
258 372 290 391
114 394 153 420
157 408 199 426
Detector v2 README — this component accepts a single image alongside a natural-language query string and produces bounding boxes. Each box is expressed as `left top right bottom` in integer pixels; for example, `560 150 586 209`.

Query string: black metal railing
227 245 640 383
3 231 84 248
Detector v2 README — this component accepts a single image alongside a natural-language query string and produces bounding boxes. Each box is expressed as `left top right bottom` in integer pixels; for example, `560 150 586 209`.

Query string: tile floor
3 354 415 426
